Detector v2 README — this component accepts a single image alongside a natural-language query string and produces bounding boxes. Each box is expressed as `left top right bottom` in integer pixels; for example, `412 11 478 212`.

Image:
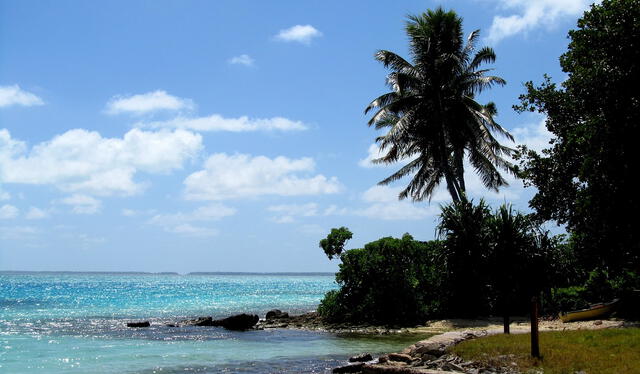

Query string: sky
0 0 595 273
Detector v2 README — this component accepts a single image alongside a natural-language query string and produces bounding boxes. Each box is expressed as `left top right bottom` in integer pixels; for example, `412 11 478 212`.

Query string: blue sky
0 0 593 272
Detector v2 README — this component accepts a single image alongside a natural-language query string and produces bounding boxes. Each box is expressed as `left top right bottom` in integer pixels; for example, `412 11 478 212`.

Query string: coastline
328 318 640 373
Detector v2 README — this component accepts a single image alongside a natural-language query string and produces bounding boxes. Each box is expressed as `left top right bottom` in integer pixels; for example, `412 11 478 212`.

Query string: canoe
559 299 619 323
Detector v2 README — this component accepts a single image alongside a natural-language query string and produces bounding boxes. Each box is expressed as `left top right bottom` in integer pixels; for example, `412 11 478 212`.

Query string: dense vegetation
514 0 640 279
318 0 639 326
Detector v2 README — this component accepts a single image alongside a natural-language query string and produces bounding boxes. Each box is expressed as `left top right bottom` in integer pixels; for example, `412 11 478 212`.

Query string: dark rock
266 309 289 320
349 353 373 362
212 313 259 330
387 353 413 364
333 362 364 373
182 316 214 326
127 321 150 328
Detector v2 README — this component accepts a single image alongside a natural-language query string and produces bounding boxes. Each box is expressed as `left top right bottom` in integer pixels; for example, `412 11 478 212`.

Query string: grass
450 328 640 374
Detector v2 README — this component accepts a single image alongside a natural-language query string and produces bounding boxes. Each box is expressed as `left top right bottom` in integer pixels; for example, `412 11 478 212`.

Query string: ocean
0 272 428 373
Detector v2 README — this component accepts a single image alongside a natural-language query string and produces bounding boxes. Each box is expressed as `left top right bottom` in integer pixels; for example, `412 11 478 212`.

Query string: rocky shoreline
126 310 638 374
330 318 639 374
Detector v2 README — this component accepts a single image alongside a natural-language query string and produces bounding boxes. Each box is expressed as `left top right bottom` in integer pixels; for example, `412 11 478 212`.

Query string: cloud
275 25 322 44
512 117 554 154
167 224 218 237
0 128 202 196
149 204 236 226
60 194 102 215
228 54 255 67
184 153 341 201
137 114 308 132
268 203 319 223
26 207 49 220
355 185 438 220
0 204 19 219
0 85 44 108
486 0 595 44
147 204 235 237
105 90 194 115
0 225 39 240
358 144 384 168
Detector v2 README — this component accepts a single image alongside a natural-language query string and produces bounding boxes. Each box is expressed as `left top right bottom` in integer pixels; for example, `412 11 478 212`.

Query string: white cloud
60 194 102 215
0 190 10 201
228 54 255 67
512 117 553 154
105 90 194 115
357 186 438 220
268 203 319 223
275 25 322 44
0 85 44 108
149 204 236 226
184 154 341 201
0 225 39 240
26 207 49 220
148 204 235 237
137 114 308 132
0 128 202 196
358 144 384 168
0 204 19 219
167 224 218 238
487 0 595 44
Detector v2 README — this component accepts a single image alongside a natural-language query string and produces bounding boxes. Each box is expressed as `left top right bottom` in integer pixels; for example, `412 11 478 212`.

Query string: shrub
317 234 445 325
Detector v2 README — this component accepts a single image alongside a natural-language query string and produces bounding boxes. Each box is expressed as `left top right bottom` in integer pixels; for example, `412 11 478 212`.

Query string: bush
317 234 445 325
546 286 589 314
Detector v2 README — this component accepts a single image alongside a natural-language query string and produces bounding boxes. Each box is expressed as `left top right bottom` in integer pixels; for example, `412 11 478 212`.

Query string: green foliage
365 7 514 203
318 227 353 260
513 0 640 275
547 286 589 313
318 234 446 325
319 202 573 323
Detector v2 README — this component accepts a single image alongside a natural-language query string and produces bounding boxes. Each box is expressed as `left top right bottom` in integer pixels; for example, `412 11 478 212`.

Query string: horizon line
0 270 335 276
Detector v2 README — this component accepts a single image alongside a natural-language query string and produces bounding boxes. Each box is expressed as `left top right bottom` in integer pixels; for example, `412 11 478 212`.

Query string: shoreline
329 318 640 373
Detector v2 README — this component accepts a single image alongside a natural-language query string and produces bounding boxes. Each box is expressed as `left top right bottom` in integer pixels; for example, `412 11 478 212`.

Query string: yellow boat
559 299 619 322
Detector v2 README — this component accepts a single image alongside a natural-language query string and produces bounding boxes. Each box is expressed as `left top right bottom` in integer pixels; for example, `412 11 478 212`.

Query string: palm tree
365 8 515 202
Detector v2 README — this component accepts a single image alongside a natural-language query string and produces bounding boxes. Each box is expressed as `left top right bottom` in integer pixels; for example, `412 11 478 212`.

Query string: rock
265 309 289 320
387 353 413 364
127 321 150 328
349 353 373 362
182 316 214 326
212 313 259 330
333 363 365 373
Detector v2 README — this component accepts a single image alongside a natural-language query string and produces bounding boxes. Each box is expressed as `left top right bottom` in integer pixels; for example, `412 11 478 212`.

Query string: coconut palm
365 8 515 202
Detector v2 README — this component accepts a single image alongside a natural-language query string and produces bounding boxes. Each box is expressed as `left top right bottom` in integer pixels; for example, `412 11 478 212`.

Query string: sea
0 272 429 374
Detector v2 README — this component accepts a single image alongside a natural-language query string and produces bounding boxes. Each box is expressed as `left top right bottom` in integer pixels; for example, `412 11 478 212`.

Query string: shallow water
0 273 430 373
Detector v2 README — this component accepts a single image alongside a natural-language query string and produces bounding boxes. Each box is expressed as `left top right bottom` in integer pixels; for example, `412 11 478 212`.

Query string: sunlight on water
0 273 430 374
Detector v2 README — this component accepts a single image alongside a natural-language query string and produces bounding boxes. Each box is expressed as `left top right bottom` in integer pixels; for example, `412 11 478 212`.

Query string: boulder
333 363 365 373
387 353 413 364
349 353 373 362
182 316 214 326
127 321 150 328
212 313 259 330
265 309 289 320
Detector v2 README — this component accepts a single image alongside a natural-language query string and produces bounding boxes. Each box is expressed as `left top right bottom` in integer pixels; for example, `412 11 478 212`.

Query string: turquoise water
0 273 427 373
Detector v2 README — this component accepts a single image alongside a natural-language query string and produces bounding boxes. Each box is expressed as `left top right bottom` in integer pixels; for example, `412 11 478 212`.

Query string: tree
319 227 353 260
514 0 640 275
365 8 515 203
437 199 493 316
